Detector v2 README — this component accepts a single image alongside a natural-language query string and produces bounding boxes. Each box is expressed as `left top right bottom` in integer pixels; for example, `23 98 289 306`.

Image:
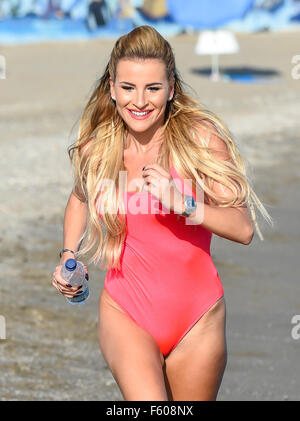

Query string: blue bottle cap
65 258 77 271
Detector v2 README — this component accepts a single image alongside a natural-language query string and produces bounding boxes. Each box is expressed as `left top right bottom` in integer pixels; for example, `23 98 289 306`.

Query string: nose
133 90 149 109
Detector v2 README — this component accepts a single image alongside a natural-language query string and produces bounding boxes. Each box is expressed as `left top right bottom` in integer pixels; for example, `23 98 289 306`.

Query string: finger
77 261 89 279
54 272 76 288
143 178 160 197
143 169 171 186
54 262 87 288
83 265 89 279
64 292 83 299
54 268 67 285
53 280 82 297
52 280 60 291
52 278 65 292
148 177 160 188
65 289 83 298
60 283 82 293
142 168 160 178
53 276 81 292
56 278 72 289
142 168 159 180
143 164 170 178
60 284 83 295
143 173 160 185
143 175 161 188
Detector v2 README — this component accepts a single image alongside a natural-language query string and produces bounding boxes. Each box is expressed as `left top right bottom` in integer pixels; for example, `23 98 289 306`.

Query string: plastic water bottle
61 259 89 305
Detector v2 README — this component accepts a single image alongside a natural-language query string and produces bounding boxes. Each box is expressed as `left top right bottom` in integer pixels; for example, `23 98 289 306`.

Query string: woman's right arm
53 140 92 298
61 138 92 264
60 192 88 265
52 193 89 299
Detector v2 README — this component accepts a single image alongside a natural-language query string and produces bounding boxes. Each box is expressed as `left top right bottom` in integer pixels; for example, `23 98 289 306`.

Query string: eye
121 87 160 92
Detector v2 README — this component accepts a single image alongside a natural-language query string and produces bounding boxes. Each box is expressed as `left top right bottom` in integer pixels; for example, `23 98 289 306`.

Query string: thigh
163 296 227 401
98 288 168 401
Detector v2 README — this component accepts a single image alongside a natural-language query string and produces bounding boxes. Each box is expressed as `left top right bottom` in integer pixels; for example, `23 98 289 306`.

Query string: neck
126 130 165 154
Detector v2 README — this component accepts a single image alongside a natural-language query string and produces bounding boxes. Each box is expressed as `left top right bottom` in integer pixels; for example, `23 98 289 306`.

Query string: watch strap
181 195 197 217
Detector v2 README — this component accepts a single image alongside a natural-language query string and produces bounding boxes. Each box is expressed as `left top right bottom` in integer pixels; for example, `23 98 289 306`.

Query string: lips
130 109 153 112
127 109 154 120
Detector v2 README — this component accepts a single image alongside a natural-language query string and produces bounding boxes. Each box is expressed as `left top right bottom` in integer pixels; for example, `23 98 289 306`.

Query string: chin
128 125 152 133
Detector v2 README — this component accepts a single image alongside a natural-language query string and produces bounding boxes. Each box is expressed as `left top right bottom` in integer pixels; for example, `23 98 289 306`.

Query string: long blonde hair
68 25 274 271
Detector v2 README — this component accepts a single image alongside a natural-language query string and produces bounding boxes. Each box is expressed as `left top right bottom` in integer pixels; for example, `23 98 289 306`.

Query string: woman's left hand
142 164 184 213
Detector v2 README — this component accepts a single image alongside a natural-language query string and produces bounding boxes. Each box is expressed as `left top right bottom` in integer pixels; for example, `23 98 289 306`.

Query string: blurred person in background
116 0 134 19
40 0 62 18
137 0 168 19
86 0 109 29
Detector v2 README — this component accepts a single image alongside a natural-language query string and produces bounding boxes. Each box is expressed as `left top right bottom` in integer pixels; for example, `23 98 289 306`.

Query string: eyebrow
120 81 163 86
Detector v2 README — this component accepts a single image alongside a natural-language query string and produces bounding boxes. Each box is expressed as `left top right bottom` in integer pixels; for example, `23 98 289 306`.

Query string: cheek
160 90 170 103
118 93 131 103
152 94 168 108
116 97 131 112
115 89 130 101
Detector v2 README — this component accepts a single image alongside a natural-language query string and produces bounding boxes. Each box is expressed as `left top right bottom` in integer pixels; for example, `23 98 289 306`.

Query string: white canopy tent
195 30 240 81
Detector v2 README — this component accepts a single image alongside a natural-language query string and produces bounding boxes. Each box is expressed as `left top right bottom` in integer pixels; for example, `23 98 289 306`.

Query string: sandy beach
0 30 300 400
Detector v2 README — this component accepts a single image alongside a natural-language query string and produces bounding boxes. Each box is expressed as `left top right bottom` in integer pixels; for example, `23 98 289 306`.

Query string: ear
109 77 115 99
169 80 175 100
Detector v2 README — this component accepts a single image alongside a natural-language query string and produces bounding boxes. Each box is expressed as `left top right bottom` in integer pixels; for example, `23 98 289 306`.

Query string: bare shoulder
193 120 232 161
192 120 240 205
79 135 96 157
71 136 96 202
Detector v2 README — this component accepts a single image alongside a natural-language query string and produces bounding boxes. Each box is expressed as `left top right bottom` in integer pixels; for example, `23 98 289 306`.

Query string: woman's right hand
52 258 88 299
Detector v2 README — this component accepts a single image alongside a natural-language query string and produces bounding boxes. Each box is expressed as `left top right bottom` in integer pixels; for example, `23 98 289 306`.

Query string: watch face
186 197 195 207
184 196 196 215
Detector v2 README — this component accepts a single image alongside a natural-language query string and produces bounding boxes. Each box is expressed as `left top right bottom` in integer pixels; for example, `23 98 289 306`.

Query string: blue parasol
167 0 259 83
166 0 255 29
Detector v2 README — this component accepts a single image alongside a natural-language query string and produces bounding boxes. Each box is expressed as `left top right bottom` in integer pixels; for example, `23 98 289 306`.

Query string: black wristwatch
181 195 197 217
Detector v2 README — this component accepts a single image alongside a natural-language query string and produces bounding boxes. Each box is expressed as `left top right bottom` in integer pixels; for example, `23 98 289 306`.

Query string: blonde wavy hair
68 25 273 271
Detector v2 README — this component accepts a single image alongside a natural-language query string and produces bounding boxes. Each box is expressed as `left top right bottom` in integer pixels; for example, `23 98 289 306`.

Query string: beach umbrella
167 0 255 82
195 30 239 81
166 0 255 29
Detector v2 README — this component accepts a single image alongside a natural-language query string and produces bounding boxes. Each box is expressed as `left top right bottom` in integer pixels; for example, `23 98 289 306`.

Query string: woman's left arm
190 202 254 245
184 129 254 245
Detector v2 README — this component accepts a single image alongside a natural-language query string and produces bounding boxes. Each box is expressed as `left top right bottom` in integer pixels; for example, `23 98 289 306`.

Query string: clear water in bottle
61 259 89 305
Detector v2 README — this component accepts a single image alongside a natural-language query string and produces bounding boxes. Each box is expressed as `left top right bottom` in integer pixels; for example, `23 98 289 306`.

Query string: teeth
131 110 151 116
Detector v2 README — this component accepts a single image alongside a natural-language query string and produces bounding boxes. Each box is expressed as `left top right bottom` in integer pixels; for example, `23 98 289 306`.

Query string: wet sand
0 30 300 400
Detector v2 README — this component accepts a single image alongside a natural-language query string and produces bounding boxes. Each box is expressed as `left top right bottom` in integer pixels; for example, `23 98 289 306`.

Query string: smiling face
109 58 174 135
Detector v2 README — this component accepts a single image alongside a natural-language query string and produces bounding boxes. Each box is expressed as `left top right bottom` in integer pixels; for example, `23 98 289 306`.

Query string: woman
52 25 273 401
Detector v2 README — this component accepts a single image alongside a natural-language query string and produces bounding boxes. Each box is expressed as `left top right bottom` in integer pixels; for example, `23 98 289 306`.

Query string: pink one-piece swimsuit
102 165 224 357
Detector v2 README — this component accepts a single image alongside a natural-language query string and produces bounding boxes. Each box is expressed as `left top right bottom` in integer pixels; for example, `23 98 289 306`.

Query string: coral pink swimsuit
103 165 224 357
